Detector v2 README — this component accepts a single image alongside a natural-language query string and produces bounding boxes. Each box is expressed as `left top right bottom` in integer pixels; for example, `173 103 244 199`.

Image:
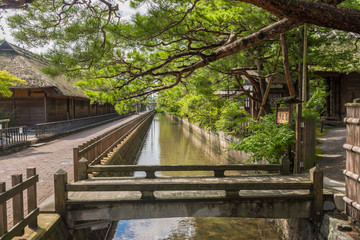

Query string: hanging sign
276 107 290 124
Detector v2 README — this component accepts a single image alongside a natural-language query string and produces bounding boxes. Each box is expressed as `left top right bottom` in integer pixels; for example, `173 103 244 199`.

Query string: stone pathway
0 113 146 227
317 127 346 183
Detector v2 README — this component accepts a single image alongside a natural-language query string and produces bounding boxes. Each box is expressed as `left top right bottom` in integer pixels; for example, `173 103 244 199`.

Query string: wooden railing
0 119 9 129
73 111 155 181
0 126 28 149
0 168 39 240
35 113 131 139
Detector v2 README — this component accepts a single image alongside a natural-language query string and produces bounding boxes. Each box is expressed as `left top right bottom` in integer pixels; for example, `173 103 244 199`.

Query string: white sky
0 1 148 49
0 10 17 42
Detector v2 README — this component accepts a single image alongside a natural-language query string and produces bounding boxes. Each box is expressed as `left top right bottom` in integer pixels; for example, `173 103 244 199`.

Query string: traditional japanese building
316 71 360 120
218 69 289 117
0 41 115 126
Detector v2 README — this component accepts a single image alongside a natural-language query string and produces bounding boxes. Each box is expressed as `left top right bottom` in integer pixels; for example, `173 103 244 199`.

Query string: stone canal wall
165 113 248 162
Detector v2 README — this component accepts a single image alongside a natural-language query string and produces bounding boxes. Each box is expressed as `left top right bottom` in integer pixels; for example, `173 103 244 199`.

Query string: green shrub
232 113 295 164
215 100 251 137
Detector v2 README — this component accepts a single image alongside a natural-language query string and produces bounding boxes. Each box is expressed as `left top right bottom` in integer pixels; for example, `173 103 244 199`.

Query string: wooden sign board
276 107 290 124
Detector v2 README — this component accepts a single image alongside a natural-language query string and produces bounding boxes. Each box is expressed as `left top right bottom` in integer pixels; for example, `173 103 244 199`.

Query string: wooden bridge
54 161 324 231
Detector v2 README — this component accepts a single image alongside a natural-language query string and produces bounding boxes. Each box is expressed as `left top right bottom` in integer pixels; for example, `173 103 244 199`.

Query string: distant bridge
54 162 324 231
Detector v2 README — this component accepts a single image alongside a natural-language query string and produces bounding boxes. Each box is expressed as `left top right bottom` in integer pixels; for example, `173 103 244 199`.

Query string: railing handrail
0 168 39 239
0 126 28 149
35 113 120 127
0 175 38 203
78 112 147 153
81 156 289 179
66 180 314 192
35 112 134 139
86 163 283 178
0 126 27 131
83 113 152 164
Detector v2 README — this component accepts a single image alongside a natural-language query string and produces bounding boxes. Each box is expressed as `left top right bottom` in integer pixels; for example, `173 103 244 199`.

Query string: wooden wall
0 88 116 126
344 101 360 221
74 99 89 119
0 97 13 117
323 72 360 120
0 96 45 126
46 97 68 122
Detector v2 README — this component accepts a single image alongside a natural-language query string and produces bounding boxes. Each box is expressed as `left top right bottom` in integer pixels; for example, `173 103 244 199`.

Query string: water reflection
114 114 280 240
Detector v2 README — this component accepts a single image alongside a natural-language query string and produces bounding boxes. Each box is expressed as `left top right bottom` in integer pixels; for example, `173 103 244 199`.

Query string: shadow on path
317 128 346 183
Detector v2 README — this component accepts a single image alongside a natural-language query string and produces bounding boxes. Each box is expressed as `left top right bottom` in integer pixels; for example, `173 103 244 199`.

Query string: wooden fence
73 111 155 181
0 126 28 149
0 168 39 240
35 112 131 139
343 99 360 221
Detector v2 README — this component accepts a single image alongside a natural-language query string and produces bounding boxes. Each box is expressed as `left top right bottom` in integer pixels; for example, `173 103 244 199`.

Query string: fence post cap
55 169 67 175
79 158 88 163
309 165 320 173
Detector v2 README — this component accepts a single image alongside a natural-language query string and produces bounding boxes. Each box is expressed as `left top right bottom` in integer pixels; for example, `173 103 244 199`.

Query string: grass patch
316 126 327 137
316 147 324 156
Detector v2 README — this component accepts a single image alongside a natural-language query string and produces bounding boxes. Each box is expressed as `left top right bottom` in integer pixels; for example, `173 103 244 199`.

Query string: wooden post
0 182 7 236
0 130 3 149
27 168 38 228
54 169 68 218
73 148 79 182
280 157 290 175
12 174 24 236
303 119 316 170
78 158 88 181
310 166 323 222
295 104 302 174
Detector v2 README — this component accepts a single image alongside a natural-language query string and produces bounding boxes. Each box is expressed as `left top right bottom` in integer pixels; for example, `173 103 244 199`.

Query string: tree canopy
5 0 360 112
0 70 27 97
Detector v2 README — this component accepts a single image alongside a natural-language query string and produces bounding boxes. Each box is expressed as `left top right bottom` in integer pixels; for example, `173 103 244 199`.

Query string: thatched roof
0 41 86 98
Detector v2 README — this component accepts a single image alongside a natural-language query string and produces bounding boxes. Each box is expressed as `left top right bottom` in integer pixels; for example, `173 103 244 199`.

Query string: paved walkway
0 113 146 207
317 127 347 183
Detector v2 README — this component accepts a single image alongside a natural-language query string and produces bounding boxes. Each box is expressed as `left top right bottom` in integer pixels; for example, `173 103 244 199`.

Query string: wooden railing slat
12 175 24 236
0 208 39 240
0 175 38 203
26 168 38 228
0 126 27 149
0 182 7 236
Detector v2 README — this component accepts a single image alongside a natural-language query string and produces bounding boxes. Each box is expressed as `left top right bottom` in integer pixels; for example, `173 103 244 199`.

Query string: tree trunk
241 0 360 34
279 33 295 97
302 24 308 103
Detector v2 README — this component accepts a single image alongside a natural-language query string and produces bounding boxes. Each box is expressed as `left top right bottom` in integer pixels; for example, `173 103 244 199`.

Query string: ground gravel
316 127 346 183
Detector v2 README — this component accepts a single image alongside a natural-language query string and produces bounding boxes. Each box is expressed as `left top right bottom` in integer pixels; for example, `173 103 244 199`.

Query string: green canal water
112 114 280 240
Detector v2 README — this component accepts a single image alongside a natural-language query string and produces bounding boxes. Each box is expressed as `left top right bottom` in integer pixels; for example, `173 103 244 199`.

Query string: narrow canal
112 114 280 240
